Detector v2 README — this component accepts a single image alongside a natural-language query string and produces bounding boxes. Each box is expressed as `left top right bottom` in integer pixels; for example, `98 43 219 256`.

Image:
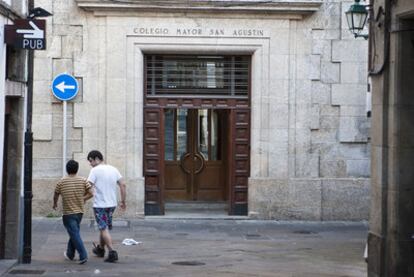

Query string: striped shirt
55 176 92 215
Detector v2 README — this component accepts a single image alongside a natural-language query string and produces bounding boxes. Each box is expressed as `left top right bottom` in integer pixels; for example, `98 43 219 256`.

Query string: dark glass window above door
145 55 250 98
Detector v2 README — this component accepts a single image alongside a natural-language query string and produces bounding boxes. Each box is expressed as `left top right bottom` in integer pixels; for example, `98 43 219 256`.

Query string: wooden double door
164 109 228 201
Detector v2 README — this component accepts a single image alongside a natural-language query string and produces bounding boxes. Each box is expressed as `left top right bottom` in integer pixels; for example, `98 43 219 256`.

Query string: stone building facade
368 0 414 276
0 0 29 259
32 0 370 220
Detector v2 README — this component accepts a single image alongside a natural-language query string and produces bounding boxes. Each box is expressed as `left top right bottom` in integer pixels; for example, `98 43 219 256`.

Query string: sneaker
92 242 105 257
104 250 118 263
78 258 87 265
63 251 74 261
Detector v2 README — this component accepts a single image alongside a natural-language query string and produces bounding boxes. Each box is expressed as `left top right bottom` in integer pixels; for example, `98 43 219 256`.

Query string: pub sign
4 19 46 50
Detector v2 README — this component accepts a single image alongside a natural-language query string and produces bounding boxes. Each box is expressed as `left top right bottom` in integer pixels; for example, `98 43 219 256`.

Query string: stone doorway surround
86 11 289 217
126 35 269 216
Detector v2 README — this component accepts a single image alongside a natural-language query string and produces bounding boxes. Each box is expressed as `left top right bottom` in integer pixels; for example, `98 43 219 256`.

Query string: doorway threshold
146 213 249 220
146 201 249 220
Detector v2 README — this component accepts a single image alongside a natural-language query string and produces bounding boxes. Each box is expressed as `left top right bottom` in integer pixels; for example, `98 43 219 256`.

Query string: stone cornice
76 0 323 17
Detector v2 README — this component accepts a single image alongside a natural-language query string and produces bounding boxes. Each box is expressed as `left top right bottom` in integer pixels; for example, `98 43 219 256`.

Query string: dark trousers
62 213 87 260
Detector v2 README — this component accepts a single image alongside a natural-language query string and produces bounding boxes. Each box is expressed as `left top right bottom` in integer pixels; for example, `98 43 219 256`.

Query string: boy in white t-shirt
87 150 126 263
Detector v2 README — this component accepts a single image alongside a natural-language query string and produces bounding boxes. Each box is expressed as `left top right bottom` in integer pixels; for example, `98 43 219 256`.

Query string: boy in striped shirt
53 160 94 264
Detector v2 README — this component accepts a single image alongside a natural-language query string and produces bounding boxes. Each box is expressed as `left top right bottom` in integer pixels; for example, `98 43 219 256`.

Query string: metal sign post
16 4 52 264
51 74 79 175
63 101 67 176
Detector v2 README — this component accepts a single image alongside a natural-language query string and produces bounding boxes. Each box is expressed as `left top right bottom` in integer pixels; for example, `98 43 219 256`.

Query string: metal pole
62 101 66 176
22 0 34 264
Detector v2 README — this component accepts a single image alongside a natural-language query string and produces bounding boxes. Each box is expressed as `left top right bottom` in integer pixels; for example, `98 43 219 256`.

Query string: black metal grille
145 55 250 98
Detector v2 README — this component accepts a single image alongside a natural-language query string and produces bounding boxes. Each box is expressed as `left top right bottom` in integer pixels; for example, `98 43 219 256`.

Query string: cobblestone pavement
3 218 368 277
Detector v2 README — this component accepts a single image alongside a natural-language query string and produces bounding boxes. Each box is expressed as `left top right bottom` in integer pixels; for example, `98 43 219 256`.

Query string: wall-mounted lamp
345 0 369 39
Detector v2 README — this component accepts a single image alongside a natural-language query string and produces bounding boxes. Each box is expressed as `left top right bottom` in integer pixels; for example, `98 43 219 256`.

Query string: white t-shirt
87 164 122 208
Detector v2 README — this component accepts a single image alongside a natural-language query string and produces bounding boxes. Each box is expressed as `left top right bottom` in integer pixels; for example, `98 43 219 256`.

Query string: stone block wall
32 0 103 216
249 178 370 220
249 0 370 220
31 0 370 220
290 0 370 180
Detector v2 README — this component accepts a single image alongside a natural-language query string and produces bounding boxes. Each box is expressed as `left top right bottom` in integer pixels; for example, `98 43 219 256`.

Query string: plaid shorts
93 207 116 230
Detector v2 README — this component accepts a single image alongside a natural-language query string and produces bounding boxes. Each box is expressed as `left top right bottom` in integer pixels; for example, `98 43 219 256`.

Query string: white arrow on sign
16 21 44 39
55 81 75 93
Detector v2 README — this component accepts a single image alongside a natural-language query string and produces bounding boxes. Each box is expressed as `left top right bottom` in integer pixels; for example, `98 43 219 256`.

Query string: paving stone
4 218 367 277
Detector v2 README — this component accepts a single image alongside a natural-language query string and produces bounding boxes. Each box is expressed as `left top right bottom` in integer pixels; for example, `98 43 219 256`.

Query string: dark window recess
145 55 250 98
6 46 27 82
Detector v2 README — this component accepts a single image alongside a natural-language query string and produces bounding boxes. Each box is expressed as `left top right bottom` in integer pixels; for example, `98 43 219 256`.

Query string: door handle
179 152 205 174
194 153 205 174
179 152 191 174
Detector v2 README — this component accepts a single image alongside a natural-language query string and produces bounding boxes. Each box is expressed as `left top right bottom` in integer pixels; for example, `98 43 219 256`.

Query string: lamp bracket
355 33 369 40
375 6 385 22
28 7 52 19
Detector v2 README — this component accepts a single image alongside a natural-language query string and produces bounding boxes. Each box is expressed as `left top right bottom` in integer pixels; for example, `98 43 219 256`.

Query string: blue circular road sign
52 73 79 101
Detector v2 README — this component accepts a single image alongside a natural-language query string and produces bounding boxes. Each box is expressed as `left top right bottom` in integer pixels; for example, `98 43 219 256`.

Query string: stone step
165 201 228 211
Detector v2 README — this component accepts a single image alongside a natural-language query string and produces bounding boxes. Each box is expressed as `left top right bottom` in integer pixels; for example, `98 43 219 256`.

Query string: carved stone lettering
176 28 202 35
233 29 264 36
134 27 169 35
209 29 224 36
133 26 265 37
